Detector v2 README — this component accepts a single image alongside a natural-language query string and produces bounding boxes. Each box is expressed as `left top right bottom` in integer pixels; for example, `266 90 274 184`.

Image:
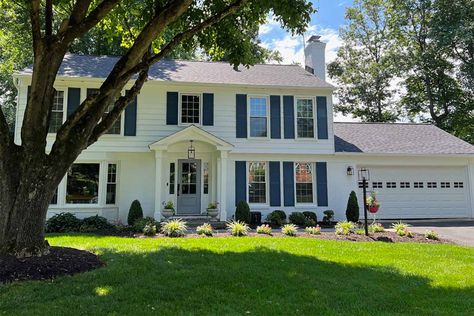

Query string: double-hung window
49 90 64 133
248 162 267 203
106 164 117 204
88 88 121 135
249 97 268 137
66 163 100 204
181 94 200 124
296 97 314 138
295 162 313 203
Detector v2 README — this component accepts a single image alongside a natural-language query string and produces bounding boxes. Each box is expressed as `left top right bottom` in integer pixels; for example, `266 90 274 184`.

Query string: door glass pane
180 162 198 195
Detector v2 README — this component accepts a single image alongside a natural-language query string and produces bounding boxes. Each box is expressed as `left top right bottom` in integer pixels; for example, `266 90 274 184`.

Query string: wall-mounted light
187 140 195 159
346 166 354 176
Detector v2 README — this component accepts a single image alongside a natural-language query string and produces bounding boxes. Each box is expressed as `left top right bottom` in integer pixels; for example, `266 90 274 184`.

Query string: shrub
235 200 251 224
425 230 439 240
392 221 409 236
45 212 82 233
266 210 287 227
132 217 158 233
322 210 335 223
335 221 354 235
143 223 157 236
164 200 175 210
302 211 317 223
369 223 385 233
256 224 272 235
128 200 144 225
281 224 298 236
226 220 249 236
289 212 316 227
196 223 214 236
355 228 365 235
161 219 187 237
345 191 359 222
305 225 321 235
80 215 114 232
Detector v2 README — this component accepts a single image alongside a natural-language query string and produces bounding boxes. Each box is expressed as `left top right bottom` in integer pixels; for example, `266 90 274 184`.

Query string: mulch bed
0 247 103 284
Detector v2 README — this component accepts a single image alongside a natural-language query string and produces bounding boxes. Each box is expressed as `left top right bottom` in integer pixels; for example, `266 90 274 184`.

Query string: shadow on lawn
1 246 473 315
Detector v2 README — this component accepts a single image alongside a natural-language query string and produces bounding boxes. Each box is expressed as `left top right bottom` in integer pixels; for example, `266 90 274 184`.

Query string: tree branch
30 0 42 54
45 0 53 38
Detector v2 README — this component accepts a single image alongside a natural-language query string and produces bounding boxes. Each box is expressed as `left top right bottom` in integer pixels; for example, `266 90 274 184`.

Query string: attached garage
358 166 471 219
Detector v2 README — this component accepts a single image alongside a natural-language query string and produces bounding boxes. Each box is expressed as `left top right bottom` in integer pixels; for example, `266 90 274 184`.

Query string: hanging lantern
187 140 195 159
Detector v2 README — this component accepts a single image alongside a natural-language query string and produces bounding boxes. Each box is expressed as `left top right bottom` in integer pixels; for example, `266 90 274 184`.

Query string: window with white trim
249 97 268 137
88 89 121 134
66 163 100 204
49 90 64 133
295 162 313 203
181 94 200 124
50 188 58 205
296 98 314 138
106 163 117 204
248 162 266 203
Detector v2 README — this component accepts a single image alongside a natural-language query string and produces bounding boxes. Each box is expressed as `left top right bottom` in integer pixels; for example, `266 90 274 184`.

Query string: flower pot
207 208 219 221
368 205 380 214
162 208 174 219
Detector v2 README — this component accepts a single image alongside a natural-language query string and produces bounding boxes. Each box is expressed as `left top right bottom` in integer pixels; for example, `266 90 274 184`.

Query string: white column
154 150 164 220
219 151 228 221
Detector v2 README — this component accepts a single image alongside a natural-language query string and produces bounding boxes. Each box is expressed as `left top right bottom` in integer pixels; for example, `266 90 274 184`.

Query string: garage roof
334 122 474 155
17 53 334 89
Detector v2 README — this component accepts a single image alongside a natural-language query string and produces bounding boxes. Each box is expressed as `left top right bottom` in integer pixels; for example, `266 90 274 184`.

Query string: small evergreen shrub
424 230 439 240
335 221 354 235
128 200 144 225
45 212 82 233
161 219 187 237
289 212 316 227
196 223 214 236
266 210 287 227
132 217 158 233
281 224 298 236
304 225 321 235
369 223 385 233
143 223 157 236
392 222 409 236
235 200 251 224
322 210 335 224
80 215 113 232
302 211 317 224
256 224 272 235
226 220 249 236
345 191 359 222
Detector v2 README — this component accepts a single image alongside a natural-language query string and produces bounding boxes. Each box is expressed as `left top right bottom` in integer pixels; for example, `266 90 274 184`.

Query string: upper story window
249 96 268 137
181 94 200 124
88 89 121 135
49 90 64 133
295 162 313 203
248 162 267 203
296 97 314 138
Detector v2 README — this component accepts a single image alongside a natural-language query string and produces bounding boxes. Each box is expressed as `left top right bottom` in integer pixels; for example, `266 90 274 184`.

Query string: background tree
0 0 314 257
328 0 399 122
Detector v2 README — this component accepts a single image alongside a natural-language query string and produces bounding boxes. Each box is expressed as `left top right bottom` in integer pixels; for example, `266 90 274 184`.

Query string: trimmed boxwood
80 215 114 232
302 211 317 224
45 212 82 233
266 210 287 227
235 200 251 224
128 200 144 225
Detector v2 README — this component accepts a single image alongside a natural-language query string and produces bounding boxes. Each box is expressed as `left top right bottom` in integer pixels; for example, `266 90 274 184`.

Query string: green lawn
1 235 474 315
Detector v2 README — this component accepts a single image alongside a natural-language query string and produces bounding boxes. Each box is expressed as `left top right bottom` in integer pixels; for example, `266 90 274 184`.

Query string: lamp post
358 168 370 236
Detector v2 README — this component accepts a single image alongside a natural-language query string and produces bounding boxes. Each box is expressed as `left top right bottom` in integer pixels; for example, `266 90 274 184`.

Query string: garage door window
441 182 450 188
454 182 464 188
400 182 410 188
414 182 424 188
372 182 382 188
358 181 368 188
427 182 437 188
386 182 396 188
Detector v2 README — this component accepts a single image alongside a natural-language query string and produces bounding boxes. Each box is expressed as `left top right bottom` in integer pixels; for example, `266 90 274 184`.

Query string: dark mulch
0 247 103 284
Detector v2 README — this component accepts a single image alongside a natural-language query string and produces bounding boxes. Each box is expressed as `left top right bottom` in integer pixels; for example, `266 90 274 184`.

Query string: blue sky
258 0 353 65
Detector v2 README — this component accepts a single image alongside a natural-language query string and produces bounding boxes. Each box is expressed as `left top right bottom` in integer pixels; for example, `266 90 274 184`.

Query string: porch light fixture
358 167 370 236
187 140 195 159
346 166 354 176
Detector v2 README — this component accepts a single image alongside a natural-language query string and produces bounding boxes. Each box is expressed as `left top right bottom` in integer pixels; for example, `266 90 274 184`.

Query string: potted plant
366 192 380 214
207 202 219 221
162 200 175 219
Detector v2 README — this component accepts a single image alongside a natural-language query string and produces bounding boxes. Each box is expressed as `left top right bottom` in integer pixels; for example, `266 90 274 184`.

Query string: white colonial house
13 36 474 223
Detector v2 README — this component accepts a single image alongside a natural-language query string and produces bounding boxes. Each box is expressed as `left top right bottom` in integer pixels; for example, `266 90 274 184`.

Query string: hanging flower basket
366 192 380 214
368 205 380 214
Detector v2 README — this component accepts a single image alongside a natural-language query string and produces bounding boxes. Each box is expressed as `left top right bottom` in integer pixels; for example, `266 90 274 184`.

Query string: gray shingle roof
334 122 474 155
18 53 333 89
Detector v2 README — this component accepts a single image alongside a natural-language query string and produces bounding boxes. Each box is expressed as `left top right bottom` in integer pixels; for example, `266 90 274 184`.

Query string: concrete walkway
405 220 474 247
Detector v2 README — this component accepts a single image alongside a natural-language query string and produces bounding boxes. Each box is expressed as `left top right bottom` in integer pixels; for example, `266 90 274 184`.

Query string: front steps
166 215 227 229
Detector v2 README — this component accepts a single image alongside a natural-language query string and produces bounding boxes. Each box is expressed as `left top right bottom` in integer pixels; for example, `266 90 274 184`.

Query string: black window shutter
67 87 81 117
270 95 281 139
283 95 295 139
316 162 328 206
202 93 214 126
269 161 281 206
166 92 178 125
236 94 247 138
235 161 247 205
124 95 137 136
317 96 328 139
283 161 295 206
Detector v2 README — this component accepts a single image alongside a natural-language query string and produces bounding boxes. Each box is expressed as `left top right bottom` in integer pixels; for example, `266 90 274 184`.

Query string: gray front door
177 159 201 214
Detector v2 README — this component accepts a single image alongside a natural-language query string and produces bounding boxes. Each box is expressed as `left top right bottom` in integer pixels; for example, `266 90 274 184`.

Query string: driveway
406 221 474 247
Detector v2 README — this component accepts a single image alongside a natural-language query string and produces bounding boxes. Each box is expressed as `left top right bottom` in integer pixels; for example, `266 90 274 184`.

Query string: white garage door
358 166 470 219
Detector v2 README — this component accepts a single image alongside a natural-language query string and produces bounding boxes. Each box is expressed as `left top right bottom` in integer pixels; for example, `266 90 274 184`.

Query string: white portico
149 125 233 221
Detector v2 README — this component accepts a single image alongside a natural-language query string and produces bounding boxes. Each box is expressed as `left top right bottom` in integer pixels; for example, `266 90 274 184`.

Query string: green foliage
235 200 251 224
266 210 287 227
281 224 298 236
302 211 317 223
142 223 157 236
132 217 159 233
164 201 175 210
304 226 321 235
207 202 218 209
226 220 249 237
45 213 82 233
196 223 214 237
289 212 315 227
355 228 366 235
127 200 144 225
322 210 335 223
424 230 439 240
80 216 114 233
392 222 410 237
345 191 359 222
256 224 273 235
369 223 385 233
161 219 187 237
335 221 354 236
